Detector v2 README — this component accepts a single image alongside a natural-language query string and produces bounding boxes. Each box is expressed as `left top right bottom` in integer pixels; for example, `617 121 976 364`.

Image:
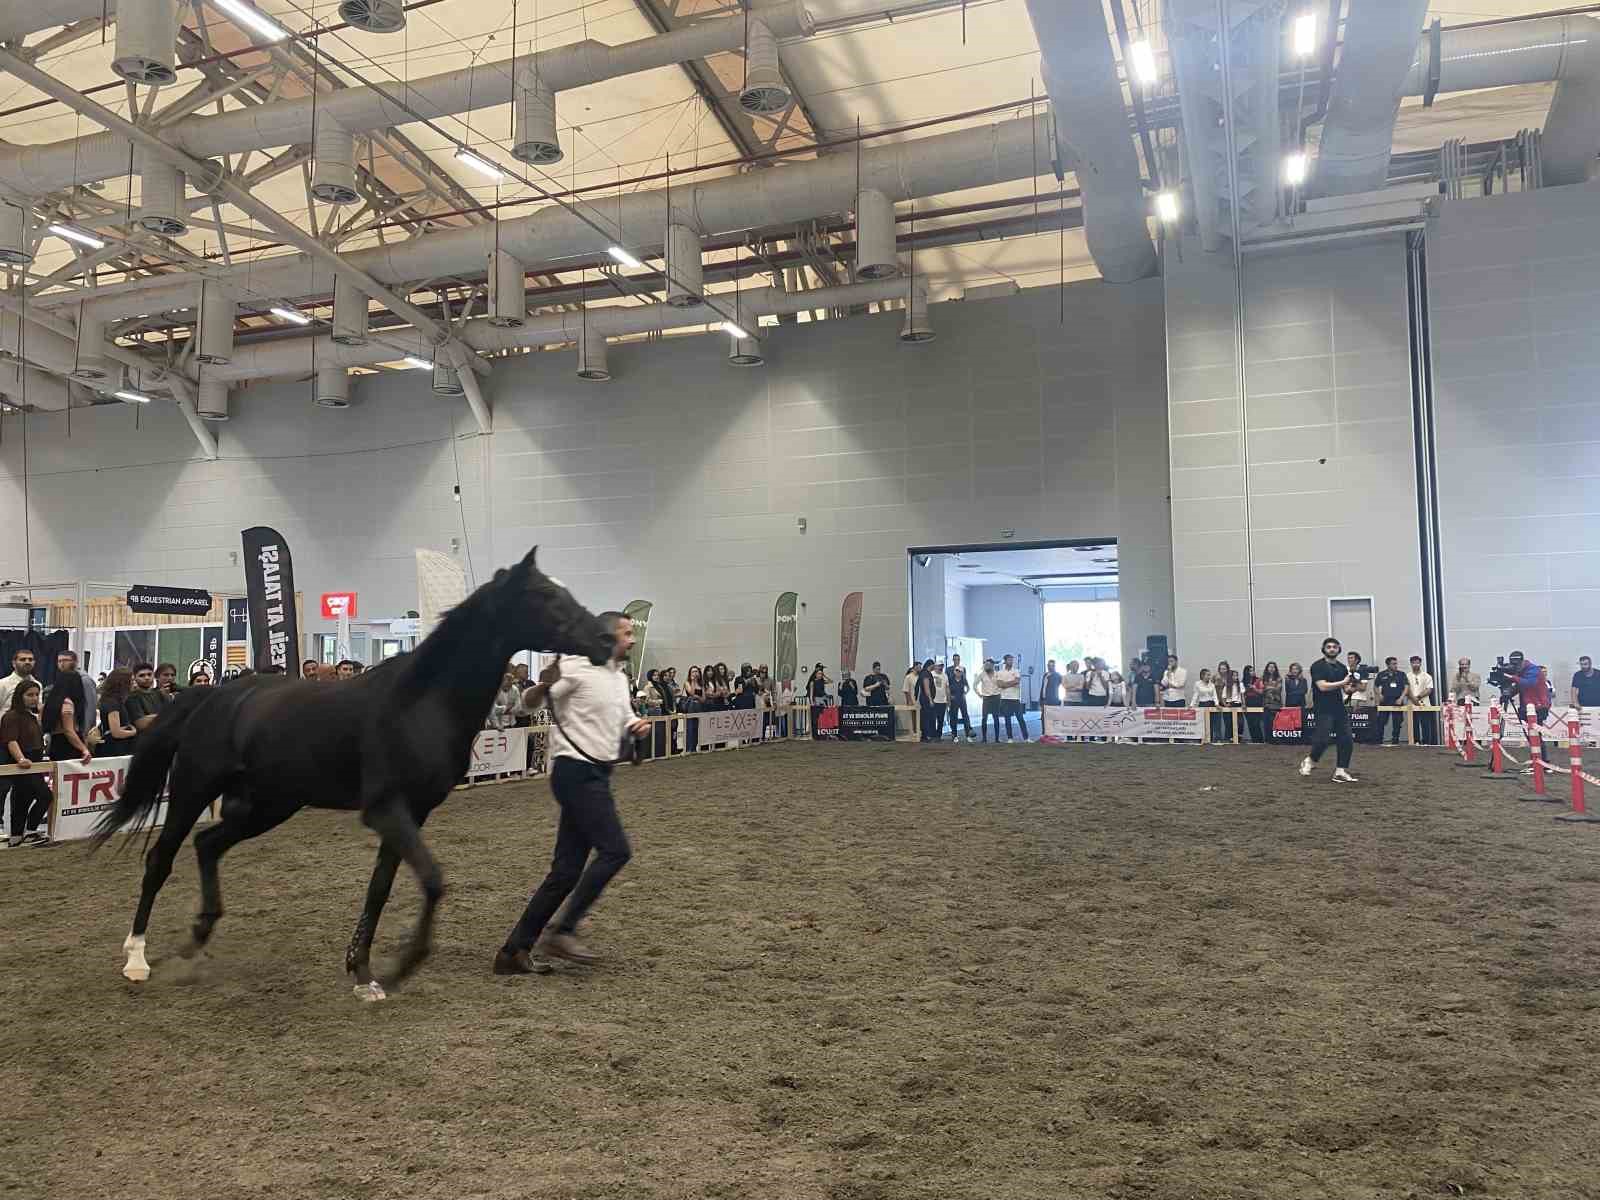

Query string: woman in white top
1216 667 1244 743
1108 671 1127 706
902 665 920 707
1193 668 1223 742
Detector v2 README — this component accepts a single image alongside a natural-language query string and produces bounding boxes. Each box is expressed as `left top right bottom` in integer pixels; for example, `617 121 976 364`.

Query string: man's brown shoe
493 948 552 975
536 932 601 964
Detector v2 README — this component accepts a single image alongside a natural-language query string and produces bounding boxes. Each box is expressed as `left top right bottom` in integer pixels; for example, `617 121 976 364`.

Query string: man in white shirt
1160 655 1187 707
996 653 1027 742
902 664 920 708
1061 659 1084 704
931 659 950 741
975 659 1001 742
1406 655 1436 745
496 612 650 976
0 647 35 712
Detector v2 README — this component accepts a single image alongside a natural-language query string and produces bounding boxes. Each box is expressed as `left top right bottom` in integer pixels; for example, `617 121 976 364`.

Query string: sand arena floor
5 739 1600 1199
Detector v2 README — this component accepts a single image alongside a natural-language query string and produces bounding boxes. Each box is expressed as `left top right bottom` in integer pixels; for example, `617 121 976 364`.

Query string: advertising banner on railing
838 706 895 741
1042 705 1205 741
468 728 528 778
697 708 763 743
51 756 156 842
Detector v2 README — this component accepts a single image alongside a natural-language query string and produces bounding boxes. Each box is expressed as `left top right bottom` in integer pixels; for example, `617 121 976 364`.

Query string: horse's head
504 547 613 665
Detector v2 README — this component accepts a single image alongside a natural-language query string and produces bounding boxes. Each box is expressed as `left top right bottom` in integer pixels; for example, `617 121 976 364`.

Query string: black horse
93 547 612 999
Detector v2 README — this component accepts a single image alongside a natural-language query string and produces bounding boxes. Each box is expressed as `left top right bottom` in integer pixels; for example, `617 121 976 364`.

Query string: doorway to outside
907 538 1118 714
1044 599 1121 676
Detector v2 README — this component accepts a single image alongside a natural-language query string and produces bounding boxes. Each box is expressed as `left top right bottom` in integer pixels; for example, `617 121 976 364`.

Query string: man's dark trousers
505 757 632 951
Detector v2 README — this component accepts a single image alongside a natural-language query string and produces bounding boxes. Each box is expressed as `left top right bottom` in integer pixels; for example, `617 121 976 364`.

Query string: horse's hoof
352 980 387 1003
122 933 150 982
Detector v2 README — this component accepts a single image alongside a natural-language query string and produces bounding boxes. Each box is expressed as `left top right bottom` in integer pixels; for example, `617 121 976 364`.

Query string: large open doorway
908 538 1119 711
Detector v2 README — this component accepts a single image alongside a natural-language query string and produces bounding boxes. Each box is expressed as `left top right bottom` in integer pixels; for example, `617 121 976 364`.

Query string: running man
1299 636 1359 784
495 611 650 975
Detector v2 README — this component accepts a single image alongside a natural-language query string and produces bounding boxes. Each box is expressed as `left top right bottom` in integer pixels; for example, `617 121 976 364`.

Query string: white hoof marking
352 980 387 1002
122 933 151 983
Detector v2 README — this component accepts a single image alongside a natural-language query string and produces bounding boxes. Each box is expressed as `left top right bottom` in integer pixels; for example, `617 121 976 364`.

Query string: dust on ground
5 741 1600 1199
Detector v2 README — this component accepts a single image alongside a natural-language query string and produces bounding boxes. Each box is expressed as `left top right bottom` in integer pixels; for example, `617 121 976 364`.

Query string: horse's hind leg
124 772 217 982
182 792 297 958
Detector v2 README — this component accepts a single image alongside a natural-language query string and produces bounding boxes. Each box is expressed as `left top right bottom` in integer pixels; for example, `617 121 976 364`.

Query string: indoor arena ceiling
0 0 1585 434
0 1 1575 307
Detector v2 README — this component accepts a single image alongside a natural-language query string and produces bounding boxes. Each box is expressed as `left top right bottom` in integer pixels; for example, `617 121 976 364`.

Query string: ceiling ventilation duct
332 275 370 346
899 288 933 343
0 201 31 265
315 367 350 409
112 0 178 85
431 361 464 396
337 0 406 34
1312 0 1433 197
196 380 230 421
196 286 235 366
728 330 764 366
1022 0 1156 281
739 19 792 113
137 152 188 236
70 312 113 383
576 326 610 381
487 249 527 328
854 188 898 279
512 77 561 165
664 223 703 307
310 124 360 205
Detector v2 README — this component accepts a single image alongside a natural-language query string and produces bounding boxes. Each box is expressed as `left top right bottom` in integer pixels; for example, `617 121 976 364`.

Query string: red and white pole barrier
1527 702 1546 797
1555 713 1600 824
1570 716 1585 813
1489 704 1505 774
1458 699 1478 766
1444 701 1458 752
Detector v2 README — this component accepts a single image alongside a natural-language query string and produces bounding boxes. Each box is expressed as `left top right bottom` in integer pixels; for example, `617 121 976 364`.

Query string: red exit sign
321 592 357 619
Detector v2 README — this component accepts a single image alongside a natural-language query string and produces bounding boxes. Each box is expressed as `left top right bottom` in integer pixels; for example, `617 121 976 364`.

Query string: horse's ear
518 545 540 575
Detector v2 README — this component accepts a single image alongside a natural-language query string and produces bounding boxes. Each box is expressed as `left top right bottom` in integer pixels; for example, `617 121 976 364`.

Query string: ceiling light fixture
1128 40 1158 86
213 0 289 43
114 389 152 404
720 320 751 341
606 245 643 270
1155 191 1179 223
401 356 433 370
454 147 505 181
269 306 311 325
1292 11 1318 58
48 222 105 249
1283 151 1308 185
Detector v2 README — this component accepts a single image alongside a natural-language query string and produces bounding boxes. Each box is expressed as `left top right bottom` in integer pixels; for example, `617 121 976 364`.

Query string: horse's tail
91 686 212 846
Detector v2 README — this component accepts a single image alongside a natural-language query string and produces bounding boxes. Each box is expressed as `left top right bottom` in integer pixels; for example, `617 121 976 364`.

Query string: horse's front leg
345 844 402 1000
359 800 444 990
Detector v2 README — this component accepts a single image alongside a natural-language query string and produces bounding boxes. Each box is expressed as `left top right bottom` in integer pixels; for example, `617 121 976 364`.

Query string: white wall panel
1432 183 1600 685
0 287 1175 673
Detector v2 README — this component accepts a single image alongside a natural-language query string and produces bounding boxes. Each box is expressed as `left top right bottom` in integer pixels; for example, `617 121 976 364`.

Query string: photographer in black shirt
863 662 891 706
1298 637 1359 784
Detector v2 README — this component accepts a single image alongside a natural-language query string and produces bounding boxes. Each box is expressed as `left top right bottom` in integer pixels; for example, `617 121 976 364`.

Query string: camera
1487 656 1512 690
1351 664 1377 682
